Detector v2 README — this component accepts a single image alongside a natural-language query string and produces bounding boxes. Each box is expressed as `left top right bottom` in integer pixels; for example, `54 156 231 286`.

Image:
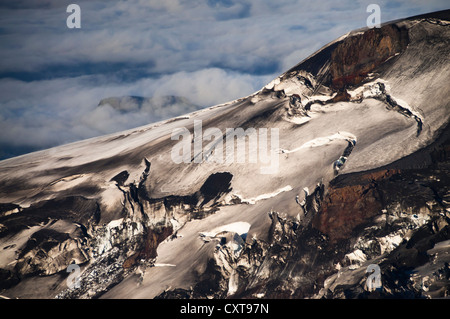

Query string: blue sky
0 0 448 159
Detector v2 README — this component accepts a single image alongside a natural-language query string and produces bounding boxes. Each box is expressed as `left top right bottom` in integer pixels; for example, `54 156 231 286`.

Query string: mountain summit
0 10 449 299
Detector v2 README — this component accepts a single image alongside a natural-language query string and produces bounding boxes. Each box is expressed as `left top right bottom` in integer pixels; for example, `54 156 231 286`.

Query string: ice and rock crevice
333 137 357 175
278 132 357 175
423 18 450 26
56 162 236 298
269 68 424 139
298 181 325 219
198 221 252 297
348 80 424 135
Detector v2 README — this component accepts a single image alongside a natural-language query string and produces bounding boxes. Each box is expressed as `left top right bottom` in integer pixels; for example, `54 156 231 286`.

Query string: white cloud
0 68 269 153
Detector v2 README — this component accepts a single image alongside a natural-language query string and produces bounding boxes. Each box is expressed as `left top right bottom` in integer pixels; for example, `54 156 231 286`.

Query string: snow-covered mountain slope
0 10 449 299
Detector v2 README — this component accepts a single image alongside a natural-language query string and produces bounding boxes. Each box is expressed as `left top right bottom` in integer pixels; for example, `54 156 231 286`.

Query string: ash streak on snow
279 132 357 154
222 185 294 206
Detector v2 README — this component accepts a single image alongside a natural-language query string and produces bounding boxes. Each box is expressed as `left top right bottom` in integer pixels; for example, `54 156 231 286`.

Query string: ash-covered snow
0 13 449 299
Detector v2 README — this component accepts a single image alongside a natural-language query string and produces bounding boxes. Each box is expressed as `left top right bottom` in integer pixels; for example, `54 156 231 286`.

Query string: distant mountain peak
98 95 199 114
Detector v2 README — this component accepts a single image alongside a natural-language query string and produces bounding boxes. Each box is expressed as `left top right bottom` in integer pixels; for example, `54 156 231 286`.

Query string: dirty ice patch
280 132 357 154
154 263 176 267
199 221 251 239
232 185 293 205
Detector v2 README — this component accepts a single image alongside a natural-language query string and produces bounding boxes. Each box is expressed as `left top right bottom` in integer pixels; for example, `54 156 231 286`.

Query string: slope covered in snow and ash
0 10 449 299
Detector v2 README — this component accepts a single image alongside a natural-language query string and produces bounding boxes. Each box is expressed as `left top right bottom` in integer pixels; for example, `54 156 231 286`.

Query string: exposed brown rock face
329 24 409 89
123 225 173 269
287 24 409 92
141 225 173 259
312 170 400 241
330 88 351 103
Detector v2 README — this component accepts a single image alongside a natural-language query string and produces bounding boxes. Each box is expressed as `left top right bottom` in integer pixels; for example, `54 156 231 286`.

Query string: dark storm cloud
0 0 66 9
0 61 157 82
0 0 449 160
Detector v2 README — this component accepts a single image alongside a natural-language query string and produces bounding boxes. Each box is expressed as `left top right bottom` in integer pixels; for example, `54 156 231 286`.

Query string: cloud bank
0 0 448 159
